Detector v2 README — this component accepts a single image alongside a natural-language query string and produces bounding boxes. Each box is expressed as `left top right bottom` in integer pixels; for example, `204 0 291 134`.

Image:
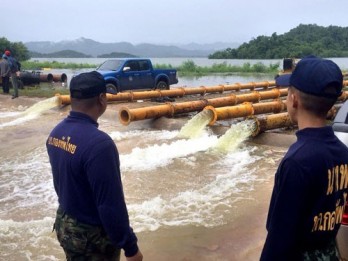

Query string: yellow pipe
204 100 287 126
55 93 68 106
118 88 287 125
249 113 293 137
249 104 341 137
119 89 348 126
206 94 348 127
56 80 278 105
56 80 348 105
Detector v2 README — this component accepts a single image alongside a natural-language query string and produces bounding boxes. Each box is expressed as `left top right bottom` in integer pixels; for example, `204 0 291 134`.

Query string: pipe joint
204 105 218 126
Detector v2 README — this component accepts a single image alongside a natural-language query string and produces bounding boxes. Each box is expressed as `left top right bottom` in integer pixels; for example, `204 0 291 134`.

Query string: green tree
0 37 30 61
209 24 348 59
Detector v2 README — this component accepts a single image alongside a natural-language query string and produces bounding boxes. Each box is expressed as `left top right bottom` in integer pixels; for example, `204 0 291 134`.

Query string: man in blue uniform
261 56 348 260
46 71 143 261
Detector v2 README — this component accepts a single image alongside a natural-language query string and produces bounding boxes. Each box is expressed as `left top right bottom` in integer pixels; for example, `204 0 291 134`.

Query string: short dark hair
293 86 337 117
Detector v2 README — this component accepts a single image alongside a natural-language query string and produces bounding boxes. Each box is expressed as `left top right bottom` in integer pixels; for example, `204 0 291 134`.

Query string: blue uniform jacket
261 126 348 260
46 111 138 257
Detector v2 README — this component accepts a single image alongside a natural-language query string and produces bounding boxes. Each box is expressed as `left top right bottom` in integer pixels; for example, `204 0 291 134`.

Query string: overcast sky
2 0 348 45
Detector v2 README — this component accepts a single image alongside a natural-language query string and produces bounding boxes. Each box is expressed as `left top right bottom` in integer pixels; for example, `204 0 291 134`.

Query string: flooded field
0 90 295 260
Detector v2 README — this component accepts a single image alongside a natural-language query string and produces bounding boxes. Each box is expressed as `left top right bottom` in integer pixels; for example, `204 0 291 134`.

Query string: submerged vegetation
21 60 280 76
154 60 279 76
21 60 98 70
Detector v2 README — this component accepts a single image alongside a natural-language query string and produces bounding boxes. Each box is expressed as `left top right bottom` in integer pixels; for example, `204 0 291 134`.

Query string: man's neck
297 114 327 130
72 108 99 122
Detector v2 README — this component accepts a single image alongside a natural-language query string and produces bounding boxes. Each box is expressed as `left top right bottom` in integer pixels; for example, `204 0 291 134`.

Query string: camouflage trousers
54 207 121 261
303 240 340 261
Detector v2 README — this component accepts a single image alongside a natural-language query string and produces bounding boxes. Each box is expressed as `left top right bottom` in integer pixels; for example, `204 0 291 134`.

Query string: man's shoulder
92 130 114 147
7 56 18 72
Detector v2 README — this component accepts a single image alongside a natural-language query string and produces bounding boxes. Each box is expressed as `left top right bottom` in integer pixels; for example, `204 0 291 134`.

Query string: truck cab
96 58 178 94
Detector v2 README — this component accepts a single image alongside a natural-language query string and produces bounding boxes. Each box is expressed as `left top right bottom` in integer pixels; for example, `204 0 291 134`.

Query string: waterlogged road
0 94 294 261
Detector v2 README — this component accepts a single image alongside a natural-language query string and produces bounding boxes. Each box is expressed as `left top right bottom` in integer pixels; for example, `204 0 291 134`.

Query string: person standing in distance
260 56 348 260
3 50 20 99
46 71 143 261
0 54 11 94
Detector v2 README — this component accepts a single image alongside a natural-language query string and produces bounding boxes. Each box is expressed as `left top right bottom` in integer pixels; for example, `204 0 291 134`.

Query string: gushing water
120 132 218 172
0 98 268 260
177 109 213 138
0 96 60 128
213 120 256 153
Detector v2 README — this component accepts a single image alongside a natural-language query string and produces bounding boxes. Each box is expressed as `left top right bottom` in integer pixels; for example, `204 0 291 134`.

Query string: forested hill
209 24 348 59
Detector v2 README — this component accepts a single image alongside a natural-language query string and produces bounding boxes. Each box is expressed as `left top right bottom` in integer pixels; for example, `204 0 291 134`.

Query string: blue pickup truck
96 58 178 93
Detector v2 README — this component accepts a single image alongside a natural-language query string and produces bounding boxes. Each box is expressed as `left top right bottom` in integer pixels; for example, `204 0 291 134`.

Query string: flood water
0 76 295 260
30 57 348 91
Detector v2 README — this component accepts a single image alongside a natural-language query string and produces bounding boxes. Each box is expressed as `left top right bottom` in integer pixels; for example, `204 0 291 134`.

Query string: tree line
209 24 348 59
0 37 30 61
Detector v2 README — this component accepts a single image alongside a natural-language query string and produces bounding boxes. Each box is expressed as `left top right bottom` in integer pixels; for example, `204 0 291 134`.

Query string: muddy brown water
0 94 296 261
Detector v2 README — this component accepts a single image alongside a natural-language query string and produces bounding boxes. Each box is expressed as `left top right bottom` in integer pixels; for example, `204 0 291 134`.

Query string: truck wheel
156 81 169 90
106 83 118 94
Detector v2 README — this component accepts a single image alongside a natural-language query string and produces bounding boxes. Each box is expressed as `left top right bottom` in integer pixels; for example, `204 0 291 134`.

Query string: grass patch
154 60 280 76
18 83 69 98
21 60 97 70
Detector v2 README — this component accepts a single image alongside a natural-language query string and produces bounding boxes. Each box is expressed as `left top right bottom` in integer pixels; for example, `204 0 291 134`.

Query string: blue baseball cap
70 71 106 99
276 56 343 99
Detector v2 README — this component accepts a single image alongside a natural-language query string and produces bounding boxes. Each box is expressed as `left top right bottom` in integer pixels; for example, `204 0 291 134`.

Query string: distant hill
25 37 240 58
209 24 348 59
30 50 92 58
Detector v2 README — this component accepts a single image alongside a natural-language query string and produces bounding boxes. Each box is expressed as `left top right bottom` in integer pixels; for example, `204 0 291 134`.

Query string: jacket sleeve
85 138 139 257
260 158 309 261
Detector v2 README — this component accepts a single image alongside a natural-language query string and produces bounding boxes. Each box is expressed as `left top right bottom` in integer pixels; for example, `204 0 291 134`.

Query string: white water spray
213 120 256 153
0 96 60 128
177 109 213 138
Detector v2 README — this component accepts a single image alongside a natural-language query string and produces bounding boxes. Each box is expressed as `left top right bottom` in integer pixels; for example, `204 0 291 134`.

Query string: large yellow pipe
204 100 287 126
119 88 288 125
57 79 348 105
205 90 348 127
56 80 278 105
119 89 348 125
249 105 340 136
250 112 292 137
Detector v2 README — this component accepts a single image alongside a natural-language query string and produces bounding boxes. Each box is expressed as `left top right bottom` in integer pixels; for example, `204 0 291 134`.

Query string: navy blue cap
276 56 343 98
70 71 106 99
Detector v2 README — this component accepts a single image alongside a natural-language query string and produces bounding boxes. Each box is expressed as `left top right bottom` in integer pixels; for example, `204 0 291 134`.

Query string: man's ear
98 93 107 109
291 92 298 109
98 93 107 103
